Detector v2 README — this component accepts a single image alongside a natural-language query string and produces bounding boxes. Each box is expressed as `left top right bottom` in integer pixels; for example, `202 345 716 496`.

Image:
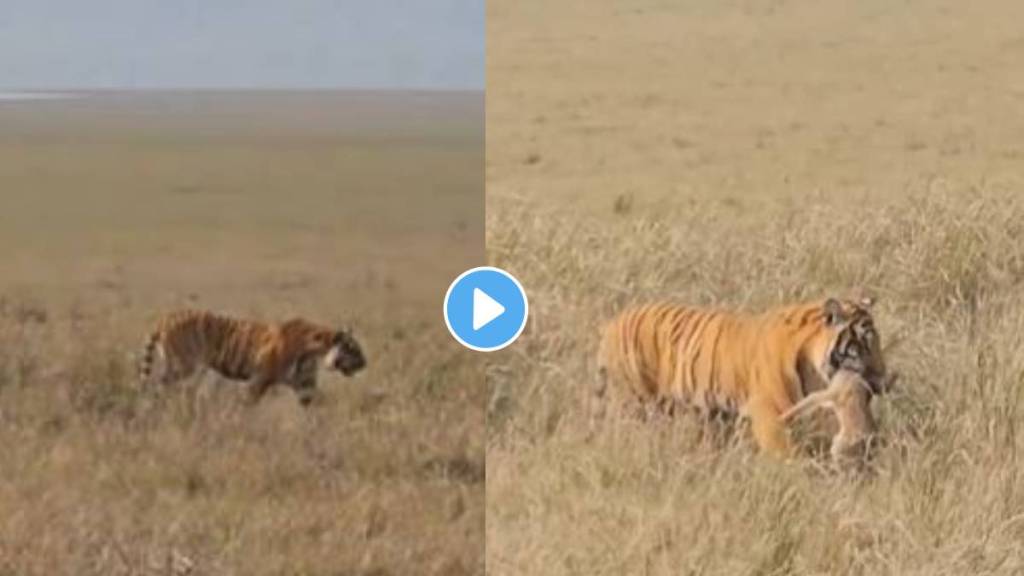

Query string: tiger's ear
859 295 876 309
823 298 845 326
338 313 354 334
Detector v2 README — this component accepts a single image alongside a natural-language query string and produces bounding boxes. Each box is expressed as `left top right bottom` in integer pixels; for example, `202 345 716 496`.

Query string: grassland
486 1 1024 574
0 91 483 575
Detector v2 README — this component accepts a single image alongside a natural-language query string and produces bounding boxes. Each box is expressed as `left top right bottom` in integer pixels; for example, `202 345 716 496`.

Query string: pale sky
0 0 483 90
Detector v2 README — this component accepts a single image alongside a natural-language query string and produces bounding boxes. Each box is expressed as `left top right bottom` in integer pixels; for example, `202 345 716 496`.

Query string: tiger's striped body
596 298 885 455
140 310 366 405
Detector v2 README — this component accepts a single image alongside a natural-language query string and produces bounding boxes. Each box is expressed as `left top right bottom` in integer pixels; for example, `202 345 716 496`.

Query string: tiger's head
291 327 366 407
819 297 888 395
322 327 367 377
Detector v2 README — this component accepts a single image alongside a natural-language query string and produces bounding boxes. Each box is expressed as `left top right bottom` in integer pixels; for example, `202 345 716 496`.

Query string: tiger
139 309 366 406
595 297 887 455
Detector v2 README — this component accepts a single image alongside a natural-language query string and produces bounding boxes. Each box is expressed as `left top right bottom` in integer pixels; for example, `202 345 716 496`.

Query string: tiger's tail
139 330 162 385
590 326 615 429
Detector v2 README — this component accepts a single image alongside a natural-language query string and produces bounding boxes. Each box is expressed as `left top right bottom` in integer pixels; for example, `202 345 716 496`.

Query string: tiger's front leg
289 354 322 407
246 346 283 405
748 394 792 456
292 376 319 407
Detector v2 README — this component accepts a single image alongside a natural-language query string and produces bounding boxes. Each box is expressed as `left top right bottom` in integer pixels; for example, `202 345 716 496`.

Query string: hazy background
0 0 484 90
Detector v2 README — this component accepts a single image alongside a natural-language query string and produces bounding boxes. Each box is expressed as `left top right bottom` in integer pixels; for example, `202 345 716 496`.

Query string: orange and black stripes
139 310 366 406
596 298 886 454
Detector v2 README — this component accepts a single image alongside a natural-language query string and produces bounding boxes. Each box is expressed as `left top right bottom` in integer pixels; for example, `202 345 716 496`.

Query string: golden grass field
0 91 483 575
486 1 1024 574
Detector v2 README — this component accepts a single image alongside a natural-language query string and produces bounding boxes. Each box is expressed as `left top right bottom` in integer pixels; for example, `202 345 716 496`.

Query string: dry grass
487 188 1024 576
0 91 483 575
486 1 1024 574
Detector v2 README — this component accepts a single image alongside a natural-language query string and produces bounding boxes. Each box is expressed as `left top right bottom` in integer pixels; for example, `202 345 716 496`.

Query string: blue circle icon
444 266 528 352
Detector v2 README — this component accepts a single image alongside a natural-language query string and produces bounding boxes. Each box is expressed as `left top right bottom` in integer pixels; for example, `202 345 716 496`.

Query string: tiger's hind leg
160 356 199 388
137 340 200 413
587 364 647 441
590 366 650 423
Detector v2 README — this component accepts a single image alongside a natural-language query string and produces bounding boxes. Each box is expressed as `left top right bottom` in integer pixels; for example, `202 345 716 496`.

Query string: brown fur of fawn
782 369 883 469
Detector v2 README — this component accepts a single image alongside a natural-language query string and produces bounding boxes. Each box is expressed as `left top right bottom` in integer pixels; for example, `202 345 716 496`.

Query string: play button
444 266 528 352
473 288 505 330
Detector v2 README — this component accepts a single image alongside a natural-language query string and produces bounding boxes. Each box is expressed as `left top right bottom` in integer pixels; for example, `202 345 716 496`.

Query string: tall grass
0 295 483 576
0 90 484 575
486 185 1024 575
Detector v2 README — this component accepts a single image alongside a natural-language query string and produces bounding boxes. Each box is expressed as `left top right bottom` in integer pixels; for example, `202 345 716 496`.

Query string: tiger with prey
596 297 888 455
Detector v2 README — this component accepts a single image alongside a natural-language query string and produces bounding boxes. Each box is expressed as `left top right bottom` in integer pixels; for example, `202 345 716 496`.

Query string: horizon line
0 86 483 94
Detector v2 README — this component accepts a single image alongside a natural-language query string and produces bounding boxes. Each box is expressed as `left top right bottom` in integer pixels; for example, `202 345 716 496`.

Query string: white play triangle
473 288 505 330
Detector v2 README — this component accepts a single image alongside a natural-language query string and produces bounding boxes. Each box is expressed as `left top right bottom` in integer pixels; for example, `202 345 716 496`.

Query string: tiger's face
822 297 887 394
324 329 366 376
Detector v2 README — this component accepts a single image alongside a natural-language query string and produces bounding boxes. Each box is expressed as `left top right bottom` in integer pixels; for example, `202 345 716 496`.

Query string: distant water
0 92 81 101
0 90 482 145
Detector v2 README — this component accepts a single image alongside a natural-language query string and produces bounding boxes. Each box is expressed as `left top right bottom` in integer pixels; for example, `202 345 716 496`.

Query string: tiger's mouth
335 356 366 376
823 360 892 397
845 369 894 396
